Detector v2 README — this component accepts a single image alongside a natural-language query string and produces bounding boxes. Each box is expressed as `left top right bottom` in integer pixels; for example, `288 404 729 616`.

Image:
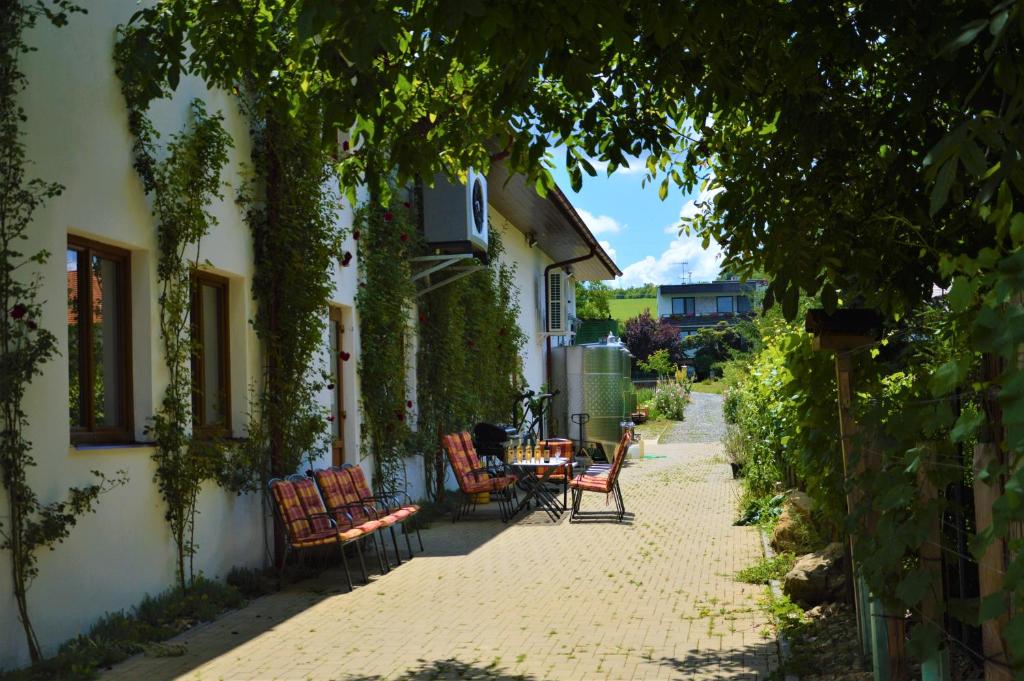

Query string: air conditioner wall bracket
410 253 485 298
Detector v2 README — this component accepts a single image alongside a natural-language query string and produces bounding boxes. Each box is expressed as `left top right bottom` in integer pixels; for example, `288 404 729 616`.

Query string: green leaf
930 159 957 216
895 568 932 607
821 286 837 314
781 285 798 321
944 18 988 53
929 359 968 396
978 593 1008 623
1010 213 1024 245
950 409 984 443
946 275 976 312
658 178 669 201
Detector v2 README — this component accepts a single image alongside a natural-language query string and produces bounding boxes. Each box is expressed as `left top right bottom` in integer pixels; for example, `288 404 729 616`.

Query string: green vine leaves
2 0 126 662
244 106 342 481
115 34 234 589
355 198 417 492
415 228 526 500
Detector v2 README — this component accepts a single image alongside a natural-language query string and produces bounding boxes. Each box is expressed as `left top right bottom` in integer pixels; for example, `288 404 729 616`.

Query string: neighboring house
655 278 767 338
2 1 619 668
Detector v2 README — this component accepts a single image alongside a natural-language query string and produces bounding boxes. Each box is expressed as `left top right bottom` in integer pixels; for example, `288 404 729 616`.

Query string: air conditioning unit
422 169 488 253
547 270 569 335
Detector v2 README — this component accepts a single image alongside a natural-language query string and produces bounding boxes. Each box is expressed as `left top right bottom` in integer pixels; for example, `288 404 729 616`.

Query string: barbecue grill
473 422 517 462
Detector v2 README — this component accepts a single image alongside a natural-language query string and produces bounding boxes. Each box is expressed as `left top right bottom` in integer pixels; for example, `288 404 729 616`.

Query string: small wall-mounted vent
547 270 568 335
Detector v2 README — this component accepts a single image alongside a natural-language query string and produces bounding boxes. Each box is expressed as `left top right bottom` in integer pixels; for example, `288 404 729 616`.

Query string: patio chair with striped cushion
268 477 366 590
568 431 632 522
442 431 518 522
341 464 424 560
312 468 392 575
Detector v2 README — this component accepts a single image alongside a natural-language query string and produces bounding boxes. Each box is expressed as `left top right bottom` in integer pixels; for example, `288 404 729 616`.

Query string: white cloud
577 208 624 235
598 239 618 262
614 231 722 288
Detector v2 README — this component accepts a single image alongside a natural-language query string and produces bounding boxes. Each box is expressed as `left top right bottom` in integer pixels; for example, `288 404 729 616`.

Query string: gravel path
659 391 727 444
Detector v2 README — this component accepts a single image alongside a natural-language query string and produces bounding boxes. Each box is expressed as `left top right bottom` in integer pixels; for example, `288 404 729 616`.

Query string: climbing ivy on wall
416 229 526 500
355 196 417 492
115 32 234 591
242 104 342 482
1 0 126 662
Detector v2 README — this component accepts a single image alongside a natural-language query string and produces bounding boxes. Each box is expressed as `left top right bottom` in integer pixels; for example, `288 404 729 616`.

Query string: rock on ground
783 542 847 607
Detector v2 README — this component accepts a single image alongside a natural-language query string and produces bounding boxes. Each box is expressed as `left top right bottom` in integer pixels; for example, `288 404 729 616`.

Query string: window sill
70 442 156 454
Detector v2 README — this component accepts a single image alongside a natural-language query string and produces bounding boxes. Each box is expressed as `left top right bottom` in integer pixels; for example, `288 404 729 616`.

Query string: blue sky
549 155 723 288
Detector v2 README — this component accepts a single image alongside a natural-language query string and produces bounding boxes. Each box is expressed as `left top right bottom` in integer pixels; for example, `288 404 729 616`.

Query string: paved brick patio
102 438 776 680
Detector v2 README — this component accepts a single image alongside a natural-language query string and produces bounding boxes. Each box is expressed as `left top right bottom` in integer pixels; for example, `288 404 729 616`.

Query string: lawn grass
608 297 656 323
691 379 728 394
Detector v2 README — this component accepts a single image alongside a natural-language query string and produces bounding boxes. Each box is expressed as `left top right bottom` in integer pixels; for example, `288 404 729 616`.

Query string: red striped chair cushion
270 480 313 542
569 474 613 493
292 478 334 534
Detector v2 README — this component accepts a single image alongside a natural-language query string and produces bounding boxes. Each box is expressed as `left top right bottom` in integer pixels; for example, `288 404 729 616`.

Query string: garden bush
650 379 691 421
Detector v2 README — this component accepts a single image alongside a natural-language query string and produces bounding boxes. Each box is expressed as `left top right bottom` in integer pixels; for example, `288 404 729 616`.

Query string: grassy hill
607 297 656 323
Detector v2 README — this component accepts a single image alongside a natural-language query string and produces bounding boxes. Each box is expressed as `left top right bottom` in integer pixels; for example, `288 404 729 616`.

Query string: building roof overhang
659 280 767 295
487 162 621 281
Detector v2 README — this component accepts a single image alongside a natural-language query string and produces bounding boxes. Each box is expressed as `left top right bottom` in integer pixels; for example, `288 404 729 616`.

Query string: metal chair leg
389 525 402 565
373 532 389 573
355 540 368 583
278 545 291 589
402 523 414 560
415 524 424 552
337 541 354 592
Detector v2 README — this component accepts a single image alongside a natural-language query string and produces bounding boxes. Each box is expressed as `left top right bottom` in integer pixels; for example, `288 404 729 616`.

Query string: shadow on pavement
342 657 541 680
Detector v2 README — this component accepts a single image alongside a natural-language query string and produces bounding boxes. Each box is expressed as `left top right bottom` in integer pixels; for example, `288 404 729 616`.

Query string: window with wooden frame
67 236 133 444
191 271 231 435
328 307 346 466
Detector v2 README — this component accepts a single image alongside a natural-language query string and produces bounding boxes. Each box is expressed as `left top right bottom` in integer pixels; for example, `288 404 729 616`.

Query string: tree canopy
574 281 612 319
117 0 1015 314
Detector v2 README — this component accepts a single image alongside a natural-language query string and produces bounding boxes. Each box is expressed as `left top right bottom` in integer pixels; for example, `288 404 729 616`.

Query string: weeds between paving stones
735 552 796 585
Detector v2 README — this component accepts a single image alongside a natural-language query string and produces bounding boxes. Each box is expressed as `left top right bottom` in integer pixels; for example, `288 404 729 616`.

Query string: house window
671 297 695 316
191 272 230 434
328 307 346 466
737 295 751 313
716 296 735 314
67 237 133 443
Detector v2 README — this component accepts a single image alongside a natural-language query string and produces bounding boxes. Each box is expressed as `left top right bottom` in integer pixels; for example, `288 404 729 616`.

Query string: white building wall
490 208 554 393
0 1 359 668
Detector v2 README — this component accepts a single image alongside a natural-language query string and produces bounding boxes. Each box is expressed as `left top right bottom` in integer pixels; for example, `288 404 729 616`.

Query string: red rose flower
383 211 394 222
327 383 335 390
395 410 405 422
339 351 351 361
9 304 27 320
406 400 413 408
352 229 360 241
399 233 408 242
326 415 335 422
342 140 350 151
341 251 353 267
26 320 37 330
403 201 411 209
